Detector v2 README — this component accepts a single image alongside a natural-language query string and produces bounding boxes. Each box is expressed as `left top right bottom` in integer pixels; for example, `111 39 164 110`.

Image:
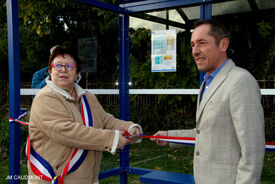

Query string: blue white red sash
11 95 92 184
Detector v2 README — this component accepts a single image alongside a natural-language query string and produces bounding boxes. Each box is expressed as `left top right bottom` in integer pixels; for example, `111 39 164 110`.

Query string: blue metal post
76 0 124 13
200 2 212 20
118 14 130 184
7 0 21 184
199 3 212 85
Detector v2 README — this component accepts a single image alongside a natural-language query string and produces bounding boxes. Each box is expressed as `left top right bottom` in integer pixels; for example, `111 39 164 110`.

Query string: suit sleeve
230 72 265 184
168 129 196 149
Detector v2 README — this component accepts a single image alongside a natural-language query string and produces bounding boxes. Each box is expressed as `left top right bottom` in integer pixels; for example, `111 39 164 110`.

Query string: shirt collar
203 59 230 81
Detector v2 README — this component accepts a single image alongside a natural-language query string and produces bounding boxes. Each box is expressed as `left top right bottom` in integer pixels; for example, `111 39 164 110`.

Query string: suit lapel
196 60 235 122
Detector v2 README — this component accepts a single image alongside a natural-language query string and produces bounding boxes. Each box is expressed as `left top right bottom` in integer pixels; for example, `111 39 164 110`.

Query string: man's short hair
193 19 231 46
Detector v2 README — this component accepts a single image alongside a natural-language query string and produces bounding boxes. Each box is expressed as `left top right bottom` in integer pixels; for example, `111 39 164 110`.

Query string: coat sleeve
31 67 48 89
230 72 265 184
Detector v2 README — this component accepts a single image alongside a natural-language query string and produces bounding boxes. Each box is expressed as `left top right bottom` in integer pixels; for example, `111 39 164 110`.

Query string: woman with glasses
27 46 142 184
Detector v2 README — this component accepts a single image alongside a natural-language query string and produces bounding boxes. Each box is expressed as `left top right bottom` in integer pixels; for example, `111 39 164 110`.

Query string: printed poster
151 30 177 72
78 37 97 74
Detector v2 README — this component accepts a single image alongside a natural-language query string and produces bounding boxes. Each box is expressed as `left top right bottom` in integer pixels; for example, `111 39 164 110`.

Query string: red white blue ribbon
139 135 274 151
140 135 196 146
11 95 92 184
9 110 29 126
265 142 275 152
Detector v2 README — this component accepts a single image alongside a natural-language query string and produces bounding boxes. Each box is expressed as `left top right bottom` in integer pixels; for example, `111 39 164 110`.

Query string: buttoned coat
168 60 265 184
28 82 136 184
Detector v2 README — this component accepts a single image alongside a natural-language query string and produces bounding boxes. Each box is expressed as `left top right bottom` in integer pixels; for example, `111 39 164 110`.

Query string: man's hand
150 131 168 146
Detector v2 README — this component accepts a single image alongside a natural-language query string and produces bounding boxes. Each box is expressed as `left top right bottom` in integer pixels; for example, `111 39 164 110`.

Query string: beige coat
28 80 138 184
169 60 265 184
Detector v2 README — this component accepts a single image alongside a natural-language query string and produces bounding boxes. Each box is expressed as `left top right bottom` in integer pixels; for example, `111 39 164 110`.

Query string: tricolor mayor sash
22 95 93 184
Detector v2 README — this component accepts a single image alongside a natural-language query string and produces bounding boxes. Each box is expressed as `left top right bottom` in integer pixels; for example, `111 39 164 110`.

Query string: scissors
122 129 141 140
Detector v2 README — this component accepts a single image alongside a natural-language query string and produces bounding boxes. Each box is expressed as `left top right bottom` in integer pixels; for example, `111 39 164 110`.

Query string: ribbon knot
9 110 29 126
52 175 64 184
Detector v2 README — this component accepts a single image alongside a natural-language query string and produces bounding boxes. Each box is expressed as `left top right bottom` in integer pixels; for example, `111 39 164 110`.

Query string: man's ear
220 38 229 52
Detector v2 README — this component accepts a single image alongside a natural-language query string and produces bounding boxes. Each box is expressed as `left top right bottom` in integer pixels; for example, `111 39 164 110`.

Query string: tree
1 0 121 108
0 1 8 107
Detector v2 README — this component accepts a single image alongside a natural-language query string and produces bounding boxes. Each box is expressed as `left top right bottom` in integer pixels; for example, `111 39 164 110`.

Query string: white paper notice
151 30 177 72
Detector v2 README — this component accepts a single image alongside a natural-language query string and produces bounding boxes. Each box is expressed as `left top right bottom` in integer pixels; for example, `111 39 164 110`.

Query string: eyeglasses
51 63 76 71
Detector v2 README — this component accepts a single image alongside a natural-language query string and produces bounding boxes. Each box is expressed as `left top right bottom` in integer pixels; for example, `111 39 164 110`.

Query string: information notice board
78 37 97 74
151 30 177 72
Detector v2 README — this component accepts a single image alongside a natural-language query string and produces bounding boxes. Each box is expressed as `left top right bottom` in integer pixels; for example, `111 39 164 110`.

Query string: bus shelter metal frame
7 0 214 183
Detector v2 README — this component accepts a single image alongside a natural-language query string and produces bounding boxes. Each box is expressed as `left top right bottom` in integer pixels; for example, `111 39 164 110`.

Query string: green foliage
128 28 198 90
126 28 198 131
0 1 8 106
129 99 196 132
223 13 275 79
265 112 275 142
255 20 275 79
0 0 121 84
0 119 9 157
0 115 29 159
128 28 198 106
257 21 274 39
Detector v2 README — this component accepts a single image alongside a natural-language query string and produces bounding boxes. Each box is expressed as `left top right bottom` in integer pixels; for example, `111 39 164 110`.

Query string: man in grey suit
152 20 265 184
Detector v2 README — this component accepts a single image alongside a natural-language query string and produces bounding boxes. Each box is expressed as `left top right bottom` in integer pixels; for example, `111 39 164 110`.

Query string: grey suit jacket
168 60 265 184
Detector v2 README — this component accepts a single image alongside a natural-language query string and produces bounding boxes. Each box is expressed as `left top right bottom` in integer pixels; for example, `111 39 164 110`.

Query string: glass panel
182 0 251 20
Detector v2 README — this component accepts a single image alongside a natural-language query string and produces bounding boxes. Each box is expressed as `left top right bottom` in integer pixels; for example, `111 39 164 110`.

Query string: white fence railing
20 88 275 95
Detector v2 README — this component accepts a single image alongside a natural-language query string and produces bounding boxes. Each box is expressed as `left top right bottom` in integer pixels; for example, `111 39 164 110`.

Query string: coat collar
46 76 87 100
196 59 235 122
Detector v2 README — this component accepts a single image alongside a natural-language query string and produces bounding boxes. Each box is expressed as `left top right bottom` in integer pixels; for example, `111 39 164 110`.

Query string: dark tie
199 81 206 103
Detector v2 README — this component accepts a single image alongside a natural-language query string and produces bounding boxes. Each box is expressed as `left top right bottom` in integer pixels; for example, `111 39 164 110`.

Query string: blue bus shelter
7 0 246 183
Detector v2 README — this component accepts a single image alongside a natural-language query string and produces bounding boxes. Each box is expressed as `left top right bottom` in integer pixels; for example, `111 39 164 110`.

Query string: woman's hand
117 131 131 149
119 127 141 147
130 127 140 136
129 127 142 144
